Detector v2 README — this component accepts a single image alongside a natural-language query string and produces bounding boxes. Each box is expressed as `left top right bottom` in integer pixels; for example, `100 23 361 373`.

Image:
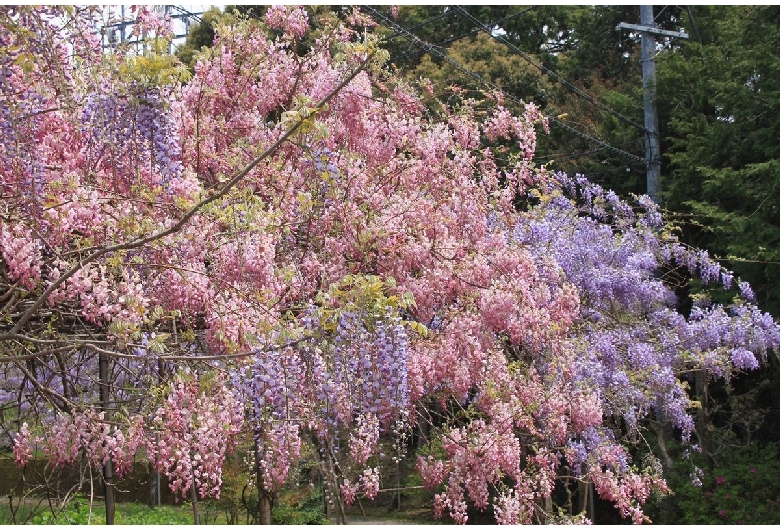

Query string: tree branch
3 52 374 342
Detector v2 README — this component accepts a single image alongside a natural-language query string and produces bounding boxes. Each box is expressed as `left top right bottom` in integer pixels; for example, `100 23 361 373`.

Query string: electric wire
654 5 668 22
536 143 644 164
386 6 539 64
452 6 647 133
684 6 702 44
381 8 457 41
364 6 647 166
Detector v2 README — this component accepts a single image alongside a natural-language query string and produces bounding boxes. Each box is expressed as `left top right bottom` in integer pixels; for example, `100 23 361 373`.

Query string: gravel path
345 516 417 525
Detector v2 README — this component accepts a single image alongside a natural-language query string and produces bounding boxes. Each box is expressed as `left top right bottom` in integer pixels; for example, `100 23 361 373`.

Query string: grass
0 496 231 525
0 490 331 525
1 489 440 525
0 440 437 525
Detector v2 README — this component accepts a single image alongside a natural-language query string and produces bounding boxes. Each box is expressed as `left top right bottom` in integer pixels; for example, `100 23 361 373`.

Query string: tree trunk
258 490 272 525
255 433 272 524
99 354 115 524
578 479 595 523
695 369 715 473
103 460 115 524
654 421 675 471
536 495 553 524
190 479 200 525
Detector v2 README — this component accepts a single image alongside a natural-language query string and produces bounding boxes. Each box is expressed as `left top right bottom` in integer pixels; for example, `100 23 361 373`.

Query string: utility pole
618 6 688 205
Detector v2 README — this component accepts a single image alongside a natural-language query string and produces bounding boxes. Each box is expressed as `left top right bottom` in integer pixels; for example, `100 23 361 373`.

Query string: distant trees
660 5 780 316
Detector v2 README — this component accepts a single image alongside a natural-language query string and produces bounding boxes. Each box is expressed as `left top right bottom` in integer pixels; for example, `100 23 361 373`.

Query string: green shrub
273 484 328 525
657 442 780 524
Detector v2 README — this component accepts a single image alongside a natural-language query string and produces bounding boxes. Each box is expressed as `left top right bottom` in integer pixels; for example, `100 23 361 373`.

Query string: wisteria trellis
1 5 779 524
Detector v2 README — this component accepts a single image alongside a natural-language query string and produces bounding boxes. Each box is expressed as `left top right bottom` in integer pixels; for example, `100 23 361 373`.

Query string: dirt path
344 516 418 524
342 512 445 525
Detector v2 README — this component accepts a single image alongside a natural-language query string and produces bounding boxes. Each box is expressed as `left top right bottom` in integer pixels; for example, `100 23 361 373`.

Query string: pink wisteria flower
131 6 173 39
265 6 309 39
13 423 34 466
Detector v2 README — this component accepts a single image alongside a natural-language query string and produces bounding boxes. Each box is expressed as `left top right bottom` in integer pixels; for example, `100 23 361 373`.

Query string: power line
452 6 647 133
386 6 538 64
547 117 645 164
684 6 702 44
426 6 540 50
381 9 456 41
536 143 644 164
364 6 647 166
